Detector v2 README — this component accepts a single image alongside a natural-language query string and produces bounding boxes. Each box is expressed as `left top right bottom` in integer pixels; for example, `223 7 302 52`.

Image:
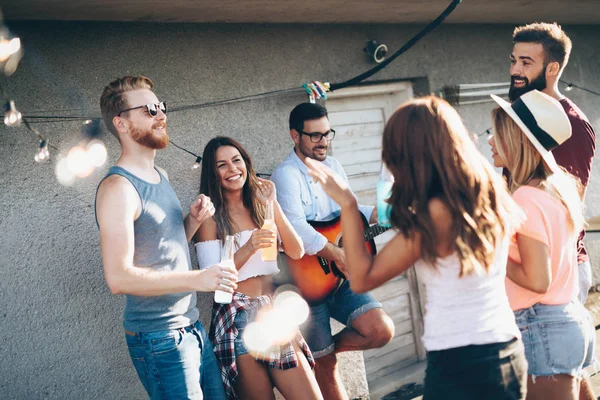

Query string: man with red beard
506 23 597 399
96 76 236 399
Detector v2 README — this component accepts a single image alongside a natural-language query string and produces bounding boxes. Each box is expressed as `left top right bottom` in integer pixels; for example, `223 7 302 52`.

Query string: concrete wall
0 22 599 399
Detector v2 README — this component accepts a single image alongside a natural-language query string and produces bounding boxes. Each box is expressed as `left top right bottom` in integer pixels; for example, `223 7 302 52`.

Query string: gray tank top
97 166 199 332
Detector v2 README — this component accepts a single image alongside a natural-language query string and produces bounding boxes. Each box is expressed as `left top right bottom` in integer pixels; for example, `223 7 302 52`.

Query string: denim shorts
300 280 382 358
424 338 527 400
233 309 254 357
514 302 595 378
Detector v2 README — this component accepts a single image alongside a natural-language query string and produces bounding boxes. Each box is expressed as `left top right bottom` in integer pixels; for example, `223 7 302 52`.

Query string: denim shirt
271 150 374 255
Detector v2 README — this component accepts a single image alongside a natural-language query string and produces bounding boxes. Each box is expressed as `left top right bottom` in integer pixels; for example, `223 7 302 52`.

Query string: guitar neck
339 224 391 248
365 224 387 241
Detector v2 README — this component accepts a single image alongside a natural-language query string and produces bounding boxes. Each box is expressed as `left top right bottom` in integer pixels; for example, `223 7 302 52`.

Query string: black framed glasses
118 101 167 117
298 129 336 143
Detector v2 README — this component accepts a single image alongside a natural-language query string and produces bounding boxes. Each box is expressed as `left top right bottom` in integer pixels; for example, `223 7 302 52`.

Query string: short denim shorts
233 309 254 357
300 280 382 358
514 302 595 378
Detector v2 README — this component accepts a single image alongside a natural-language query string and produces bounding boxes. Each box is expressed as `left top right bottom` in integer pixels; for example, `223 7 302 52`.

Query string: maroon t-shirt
555 98 596 263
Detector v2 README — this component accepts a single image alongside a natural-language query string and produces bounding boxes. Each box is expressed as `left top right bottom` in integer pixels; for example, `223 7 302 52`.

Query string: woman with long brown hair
305 96 527 399
193 136 322 400
489 90 594 400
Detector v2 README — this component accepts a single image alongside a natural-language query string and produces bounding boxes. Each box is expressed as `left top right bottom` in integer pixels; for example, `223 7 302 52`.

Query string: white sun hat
490 90 571 173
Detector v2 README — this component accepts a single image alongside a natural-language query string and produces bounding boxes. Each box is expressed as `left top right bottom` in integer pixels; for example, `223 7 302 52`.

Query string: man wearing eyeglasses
271 102 394 400
96 76 235 399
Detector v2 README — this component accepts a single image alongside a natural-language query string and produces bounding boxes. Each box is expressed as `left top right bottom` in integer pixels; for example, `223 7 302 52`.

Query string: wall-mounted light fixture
364 40 388 64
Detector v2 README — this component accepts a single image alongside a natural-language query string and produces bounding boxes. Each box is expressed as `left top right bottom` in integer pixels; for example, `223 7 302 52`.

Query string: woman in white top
193 137 322 400
305 96 527 399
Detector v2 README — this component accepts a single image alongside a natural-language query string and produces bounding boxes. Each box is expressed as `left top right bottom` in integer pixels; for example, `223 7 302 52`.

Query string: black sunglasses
118 101 167 117
298 129 336 143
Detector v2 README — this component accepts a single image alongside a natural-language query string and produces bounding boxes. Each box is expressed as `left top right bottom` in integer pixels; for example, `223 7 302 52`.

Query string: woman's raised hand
256 177 276 204
305 158 356 208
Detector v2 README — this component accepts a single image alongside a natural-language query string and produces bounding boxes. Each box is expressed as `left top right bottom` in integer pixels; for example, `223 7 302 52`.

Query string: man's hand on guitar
319 242 349 280
332 248 350 280
305 158 356 208
246 228 277 254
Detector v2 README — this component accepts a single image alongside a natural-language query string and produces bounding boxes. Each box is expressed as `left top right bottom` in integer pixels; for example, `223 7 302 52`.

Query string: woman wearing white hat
489 90 594 400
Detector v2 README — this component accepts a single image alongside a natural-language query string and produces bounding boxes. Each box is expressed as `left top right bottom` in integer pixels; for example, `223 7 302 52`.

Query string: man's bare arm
96 176 236 296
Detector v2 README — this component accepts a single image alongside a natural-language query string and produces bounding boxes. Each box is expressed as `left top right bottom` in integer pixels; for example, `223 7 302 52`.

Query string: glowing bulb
67 145 94 178
191 156 202 170
0 37 20 62
0 40 10 62
243 321 274 353
55 157 76 186
9 38 21 55
565 83 573 92
274 291 309 326
4 100 22 126
34 140 50 163
268 308 298 345
241 293 310 355
87 139 107 167
0 30 23 76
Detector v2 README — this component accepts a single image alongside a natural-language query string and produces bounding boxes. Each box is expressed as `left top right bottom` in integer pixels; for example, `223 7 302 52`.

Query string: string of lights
169 140 203 169
560 79 600 97
23 0 600 188
2 0 462 180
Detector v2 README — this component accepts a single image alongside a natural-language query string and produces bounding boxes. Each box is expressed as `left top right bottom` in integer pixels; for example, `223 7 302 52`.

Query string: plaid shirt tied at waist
209 292 315 399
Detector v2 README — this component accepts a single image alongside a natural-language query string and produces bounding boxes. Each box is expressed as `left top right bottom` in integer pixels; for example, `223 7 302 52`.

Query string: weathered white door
326 82 426 399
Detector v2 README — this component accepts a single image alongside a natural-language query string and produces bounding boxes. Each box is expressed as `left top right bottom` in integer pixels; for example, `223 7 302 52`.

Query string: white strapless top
414 237 520 351
195 229 280 282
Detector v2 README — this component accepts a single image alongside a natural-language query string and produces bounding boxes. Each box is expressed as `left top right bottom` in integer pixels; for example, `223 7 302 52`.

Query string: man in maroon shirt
508 22 596 300
508 22 597 399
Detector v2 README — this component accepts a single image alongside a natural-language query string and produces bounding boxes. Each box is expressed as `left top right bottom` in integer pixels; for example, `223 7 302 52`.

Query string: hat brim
490 94 560 173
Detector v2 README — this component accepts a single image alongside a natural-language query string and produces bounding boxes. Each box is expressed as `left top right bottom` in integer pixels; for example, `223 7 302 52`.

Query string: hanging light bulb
4 100 22 126
0 22 23 76
0 37 20 62
565 83 574 92
191 155 202 170
66 144 94 178
87 139 107 167
34 139 50 163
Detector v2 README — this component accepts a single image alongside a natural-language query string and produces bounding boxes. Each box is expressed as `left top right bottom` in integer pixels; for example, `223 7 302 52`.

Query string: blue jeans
125 320 226 400
301 280 382 358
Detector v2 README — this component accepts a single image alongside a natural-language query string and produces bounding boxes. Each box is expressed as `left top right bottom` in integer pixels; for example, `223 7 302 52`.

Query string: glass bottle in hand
215 235 235 304
261 200 278 261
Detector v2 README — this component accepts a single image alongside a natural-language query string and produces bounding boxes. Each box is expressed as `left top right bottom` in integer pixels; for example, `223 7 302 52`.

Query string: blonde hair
382 96 523 276
99 76 154 142
491 107 584 236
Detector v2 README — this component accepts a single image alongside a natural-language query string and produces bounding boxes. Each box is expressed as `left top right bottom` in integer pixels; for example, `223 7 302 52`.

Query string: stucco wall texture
0 22 598 399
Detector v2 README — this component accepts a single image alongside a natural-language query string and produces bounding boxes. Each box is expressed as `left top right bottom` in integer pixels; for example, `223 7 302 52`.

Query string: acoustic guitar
279 213 390 303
